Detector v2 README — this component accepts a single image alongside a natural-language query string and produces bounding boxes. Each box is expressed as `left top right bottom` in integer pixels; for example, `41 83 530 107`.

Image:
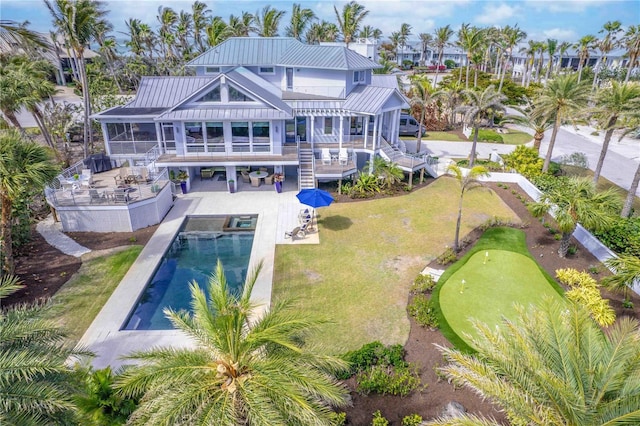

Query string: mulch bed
8 181 639 425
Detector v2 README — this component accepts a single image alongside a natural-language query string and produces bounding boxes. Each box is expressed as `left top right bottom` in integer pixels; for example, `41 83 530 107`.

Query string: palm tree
1 274 85 423
447 164 489 252
396 22 412 65
458 85 507 167
191 1 210 53
439 82 464 127
457 24 484 89
76 366 137 425
306 21 339 44
175 11 193 59
226 12 254 37
116 261 349 425
0 130 59 274
366 157 404 189
432 25 453 85
590 82 640 185
536 41 546 84
205 16 229 48
602 255 640 306
0 19 50 50
498 25 527 92
359 25 381 42
543 38 558 86
529 177 621 257
556 41 571 73
429 300 640 426
520 40 537 86
418 32 432 67
254 5 285 37
334 1 369 47
622 24 640 83
622 162 640 218
575 34 597 83
124 18 144 57
156 6 178 59
45 0 107 157
533 73 590 172
503 106 554 154
285 3 315 41
409 74 436 152
593 20 623 89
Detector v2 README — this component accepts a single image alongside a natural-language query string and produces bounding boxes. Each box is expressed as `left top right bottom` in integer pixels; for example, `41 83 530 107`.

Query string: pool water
123 216 255 330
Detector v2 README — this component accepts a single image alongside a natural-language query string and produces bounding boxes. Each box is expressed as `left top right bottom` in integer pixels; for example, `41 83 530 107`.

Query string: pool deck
78 179 320 368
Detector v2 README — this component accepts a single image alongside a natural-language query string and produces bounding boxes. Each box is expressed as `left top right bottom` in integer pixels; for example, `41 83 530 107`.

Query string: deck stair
298 145 316 189
379 139 440 178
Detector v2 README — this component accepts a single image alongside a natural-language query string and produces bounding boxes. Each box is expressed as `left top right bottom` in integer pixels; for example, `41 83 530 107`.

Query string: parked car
398 114 426 137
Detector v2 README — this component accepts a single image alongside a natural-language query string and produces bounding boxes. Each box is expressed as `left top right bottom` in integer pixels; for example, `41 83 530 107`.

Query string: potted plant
228 179 236 193
273 173 283 193
73 173 80 181
177 170 189 194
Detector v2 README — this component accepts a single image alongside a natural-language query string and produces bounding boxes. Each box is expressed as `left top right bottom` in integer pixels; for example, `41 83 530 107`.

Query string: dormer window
229 86 253 102
353 71 360 83
205 67 220 74
196 86 220 102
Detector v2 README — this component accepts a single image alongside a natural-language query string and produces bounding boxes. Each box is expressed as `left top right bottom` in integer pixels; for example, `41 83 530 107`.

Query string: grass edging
432 227 564 353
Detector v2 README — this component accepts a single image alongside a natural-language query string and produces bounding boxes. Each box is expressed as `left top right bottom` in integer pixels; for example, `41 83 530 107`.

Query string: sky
2 0 639 44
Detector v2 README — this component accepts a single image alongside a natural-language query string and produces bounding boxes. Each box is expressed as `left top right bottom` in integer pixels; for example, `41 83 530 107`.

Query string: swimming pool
123 215 256 330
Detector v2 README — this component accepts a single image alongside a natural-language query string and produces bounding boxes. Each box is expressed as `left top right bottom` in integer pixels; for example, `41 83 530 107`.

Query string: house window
353 71 360 83
286 67 293 90
229 86 252 102
231 122 250 152
231 122 249 137
359 70 365 81
252 121 269 139
205 67 220 74
324 117 333 135
205 122 224 152
196 86 220 102
259 66 275 74
185 122 204 153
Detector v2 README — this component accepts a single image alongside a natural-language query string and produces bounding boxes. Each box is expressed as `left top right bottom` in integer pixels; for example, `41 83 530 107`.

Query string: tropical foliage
556 268 615 327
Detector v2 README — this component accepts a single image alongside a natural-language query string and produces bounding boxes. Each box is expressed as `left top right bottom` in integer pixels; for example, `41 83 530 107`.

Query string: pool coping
78 186 313 368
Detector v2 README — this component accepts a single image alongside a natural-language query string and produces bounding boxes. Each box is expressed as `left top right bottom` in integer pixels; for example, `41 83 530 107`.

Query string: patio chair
114 167 130 184
259 167 268 172
339 148 348 165
264 174 274 185
137 167 151 183
89 189 106 204
321 148 331 165
113 188 137 203
81 168 93 184
240 170 251 183
250 176 261 187
285 223 308 240
200 168 214 180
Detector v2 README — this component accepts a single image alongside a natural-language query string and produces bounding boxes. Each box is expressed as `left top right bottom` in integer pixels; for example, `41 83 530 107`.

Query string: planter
228 180 236 193
275 181 282 193
180 181 187 194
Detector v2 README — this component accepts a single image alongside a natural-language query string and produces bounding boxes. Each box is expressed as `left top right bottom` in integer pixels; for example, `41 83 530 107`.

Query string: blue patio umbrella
296 188 334 230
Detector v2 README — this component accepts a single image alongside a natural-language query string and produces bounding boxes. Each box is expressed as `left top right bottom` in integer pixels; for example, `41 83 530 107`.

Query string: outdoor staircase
379 139 440 178
298 145 316 189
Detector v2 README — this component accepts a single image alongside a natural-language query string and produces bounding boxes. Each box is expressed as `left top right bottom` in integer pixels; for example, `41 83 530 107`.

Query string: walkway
36 215 91 257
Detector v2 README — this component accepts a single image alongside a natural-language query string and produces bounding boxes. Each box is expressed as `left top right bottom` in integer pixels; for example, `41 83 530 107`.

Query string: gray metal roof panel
188 37 301 66
371 75 399 89
127 76 215 108
343 86 405 114
225 68 292 115
278 43 380 70
156 108 291 121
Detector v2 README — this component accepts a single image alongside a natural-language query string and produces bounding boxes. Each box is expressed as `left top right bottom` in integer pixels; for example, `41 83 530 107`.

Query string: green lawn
43 246 142 345
501 129 533 145
273 178 520 354
401 129 532 145
434 227 564 352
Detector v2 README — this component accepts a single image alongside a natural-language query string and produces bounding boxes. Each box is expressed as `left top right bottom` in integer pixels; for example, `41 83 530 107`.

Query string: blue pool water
123 215 255 330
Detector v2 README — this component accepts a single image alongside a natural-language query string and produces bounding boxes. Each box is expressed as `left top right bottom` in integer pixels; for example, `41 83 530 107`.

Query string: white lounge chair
338 148 348 165
321 148 331 165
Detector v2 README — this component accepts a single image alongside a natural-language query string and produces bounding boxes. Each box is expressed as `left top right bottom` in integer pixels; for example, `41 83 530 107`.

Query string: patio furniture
200 168 214 180
89 189 107 204
250 175 261 187
112 187 138 203
264 174 274 185
339 148 348 165
321 148 331 165
240 170 251 183
114 167 130 184
259 167 268 172
284 222 309 240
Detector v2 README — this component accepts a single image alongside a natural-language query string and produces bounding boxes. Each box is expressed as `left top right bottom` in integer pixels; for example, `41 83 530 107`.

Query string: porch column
372 114 379 150
339 115 344 149
363 116 369 149
309 116 315 145
154 122 162 154
101 122 111 155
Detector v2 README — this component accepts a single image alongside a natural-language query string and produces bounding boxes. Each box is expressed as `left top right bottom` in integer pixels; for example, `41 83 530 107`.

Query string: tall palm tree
458 85 507 167
439 82 464 127
285 3 315 41
520 40 537 86
124 18 144 57
156 6 178 59
226 12 254 37
432 25 453 85
622 24 640 83
536 40 546 84
530 177 621 257
334 1 369 47
593 20 622 89
359 25 381 42
602 255 640 306
389 31 401 63
503 106 554 154
447 164 489 252
306 21 339 44
45 0 106 157
409 74 436 152
116 261 349 425
555 41 571 73
533 73 590 172
397 22 412 65
429 300 640 426
191 1 210 53
205 16 229 48
0 130 59 274
1 275 85 423
457 24 484 89
498 25 527 92
175 10 193 59
418 32 432 67
590 82 640 185
254 5 285 37
543 38 558 86
575 34 597 83
622 162 640 218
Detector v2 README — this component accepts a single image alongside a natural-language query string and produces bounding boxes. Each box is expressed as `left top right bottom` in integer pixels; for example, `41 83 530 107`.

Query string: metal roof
156 108 291 121
98 107 166 117
343 86 407 114
288 100 345 115
188 37 300 67
224 68 292 115
126 76 215 108
371 75 400 89
188 37 380 70
278 43 381 70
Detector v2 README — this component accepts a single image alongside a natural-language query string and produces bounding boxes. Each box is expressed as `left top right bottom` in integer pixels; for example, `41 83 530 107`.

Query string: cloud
541 28 578 41
524 0 609 13
475 3 520 25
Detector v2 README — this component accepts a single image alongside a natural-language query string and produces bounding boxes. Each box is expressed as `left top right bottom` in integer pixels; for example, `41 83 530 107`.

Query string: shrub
455 159 503 171
477 129 504 143
351 173 381 198
556 268 616 327
530 173 569 193
402 414 423 426
339 342 406 379
444 59 456 69
357 364 421 396
372 410 389 426
411 274 437 294
408 294 439 329
502 145 543 178
591 217 640 258
437 247 457 265
331 412 347 426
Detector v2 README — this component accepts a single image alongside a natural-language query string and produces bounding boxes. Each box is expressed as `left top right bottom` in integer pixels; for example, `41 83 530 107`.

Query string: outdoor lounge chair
285 222 309 240
321 148 331 165
339 148 348 165
89 189 106 204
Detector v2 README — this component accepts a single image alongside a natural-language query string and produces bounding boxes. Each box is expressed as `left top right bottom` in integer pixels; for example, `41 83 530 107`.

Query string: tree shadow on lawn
320 215 353 231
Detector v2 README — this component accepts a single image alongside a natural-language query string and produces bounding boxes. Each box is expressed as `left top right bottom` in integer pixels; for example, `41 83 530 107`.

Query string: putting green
439 249 564 349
